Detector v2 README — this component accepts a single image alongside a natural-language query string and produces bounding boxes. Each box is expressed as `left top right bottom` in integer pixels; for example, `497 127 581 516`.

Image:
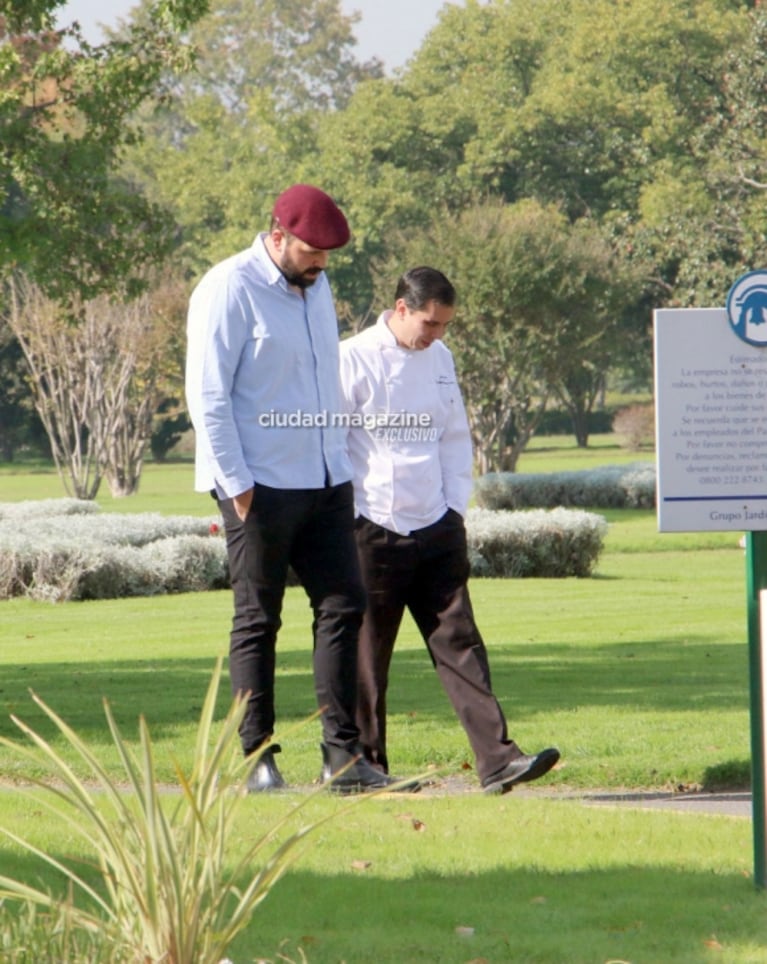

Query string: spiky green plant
0 896 110 962
0 659 345 963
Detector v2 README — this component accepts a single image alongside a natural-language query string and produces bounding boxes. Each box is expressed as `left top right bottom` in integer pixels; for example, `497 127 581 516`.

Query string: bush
474 462 656 511
0 500 228 601
0 498 100 522
0 498 610 600
612 403 656 450
466 507 608 578
535 408 614 437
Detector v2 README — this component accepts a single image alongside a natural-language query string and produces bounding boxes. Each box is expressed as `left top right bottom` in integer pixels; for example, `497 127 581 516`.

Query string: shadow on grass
389 637 748 715
0 657 238 744
231 865 765 963
2 846 762 963
0 631 749 747
703 759 752 791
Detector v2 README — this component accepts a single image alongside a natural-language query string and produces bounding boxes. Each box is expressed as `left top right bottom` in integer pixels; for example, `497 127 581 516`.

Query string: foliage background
3 0 767 489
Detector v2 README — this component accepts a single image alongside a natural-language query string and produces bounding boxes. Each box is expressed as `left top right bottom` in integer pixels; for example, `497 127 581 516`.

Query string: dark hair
394 266 456 310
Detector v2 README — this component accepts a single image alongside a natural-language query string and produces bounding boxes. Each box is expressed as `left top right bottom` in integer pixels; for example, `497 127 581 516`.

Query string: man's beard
280 253 322 289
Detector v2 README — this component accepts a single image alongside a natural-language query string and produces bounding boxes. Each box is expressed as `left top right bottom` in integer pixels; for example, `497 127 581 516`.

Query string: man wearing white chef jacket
338 266 560 794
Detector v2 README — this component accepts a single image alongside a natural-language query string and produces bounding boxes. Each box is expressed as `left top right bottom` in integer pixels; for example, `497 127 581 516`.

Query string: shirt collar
375 310 398 347
253 233 284 287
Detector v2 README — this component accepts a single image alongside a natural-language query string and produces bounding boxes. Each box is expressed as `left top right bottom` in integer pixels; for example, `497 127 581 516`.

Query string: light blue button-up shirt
185 233 352 495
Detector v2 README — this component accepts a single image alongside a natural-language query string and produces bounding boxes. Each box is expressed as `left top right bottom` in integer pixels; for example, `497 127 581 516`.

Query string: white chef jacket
185 233 352 496
338 311 474 535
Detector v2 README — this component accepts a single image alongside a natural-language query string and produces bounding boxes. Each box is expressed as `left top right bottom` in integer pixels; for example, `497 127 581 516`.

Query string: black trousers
218 481 366 755
354 509 517 784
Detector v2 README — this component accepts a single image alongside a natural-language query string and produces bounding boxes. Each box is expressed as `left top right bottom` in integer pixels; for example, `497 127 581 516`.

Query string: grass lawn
1 439 765 962
0 433 652 514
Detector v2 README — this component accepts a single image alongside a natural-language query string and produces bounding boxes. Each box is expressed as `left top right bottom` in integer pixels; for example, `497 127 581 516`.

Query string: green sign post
745 532 767 890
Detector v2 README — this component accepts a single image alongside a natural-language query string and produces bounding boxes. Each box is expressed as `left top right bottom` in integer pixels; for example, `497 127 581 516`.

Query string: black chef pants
354 509 516 783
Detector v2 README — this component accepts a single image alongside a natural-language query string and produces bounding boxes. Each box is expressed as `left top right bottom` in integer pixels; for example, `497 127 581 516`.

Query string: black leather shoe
320 743 398 794
246 744 286 792
482 747 560 795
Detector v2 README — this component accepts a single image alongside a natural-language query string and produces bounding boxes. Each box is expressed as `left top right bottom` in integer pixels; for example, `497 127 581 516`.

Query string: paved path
518 788 753 818
415 775 752 816
0 776 753 815
567 789 752 817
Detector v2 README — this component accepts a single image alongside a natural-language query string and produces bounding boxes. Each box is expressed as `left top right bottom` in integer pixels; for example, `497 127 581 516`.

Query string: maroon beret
272 184 350 250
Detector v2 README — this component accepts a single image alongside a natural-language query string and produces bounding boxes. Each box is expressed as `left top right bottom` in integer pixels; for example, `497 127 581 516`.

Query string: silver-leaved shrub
466 507 608 578
474 462 655 511
0 498 100 521
0 497 609 600
0 501 227 601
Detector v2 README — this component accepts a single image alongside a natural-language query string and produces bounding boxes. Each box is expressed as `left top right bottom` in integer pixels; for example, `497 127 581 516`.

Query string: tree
313 79 451 321
537 220 647 447
150 399 191 462
129 88 320 277
0 319 48 461
100 270 190 496
319 0 749 325
124 0 383 280
152 0 383 114
0 1 212 488
0 0 210 304
374 198 635 471
5 271 188 498
636 1 767 307
394 0 747 220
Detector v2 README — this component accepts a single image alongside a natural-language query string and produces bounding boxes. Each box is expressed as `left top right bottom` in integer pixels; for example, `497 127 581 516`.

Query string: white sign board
654 307 767 531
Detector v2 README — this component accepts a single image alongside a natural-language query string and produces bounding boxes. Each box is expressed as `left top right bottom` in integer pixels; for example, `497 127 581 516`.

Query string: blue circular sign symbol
726 270 767 347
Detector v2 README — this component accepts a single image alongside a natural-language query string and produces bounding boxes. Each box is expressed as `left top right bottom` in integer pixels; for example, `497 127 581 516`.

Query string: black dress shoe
481 747 560 795
246 744 286 792
319 743 398 794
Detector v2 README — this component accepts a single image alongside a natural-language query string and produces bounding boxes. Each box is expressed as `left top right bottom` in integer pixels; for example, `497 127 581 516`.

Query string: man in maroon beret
186 184 400 793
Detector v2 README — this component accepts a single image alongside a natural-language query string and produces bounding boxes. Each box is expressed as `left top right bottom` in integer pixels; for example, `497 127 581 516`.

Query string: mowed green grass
1 440 765 962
